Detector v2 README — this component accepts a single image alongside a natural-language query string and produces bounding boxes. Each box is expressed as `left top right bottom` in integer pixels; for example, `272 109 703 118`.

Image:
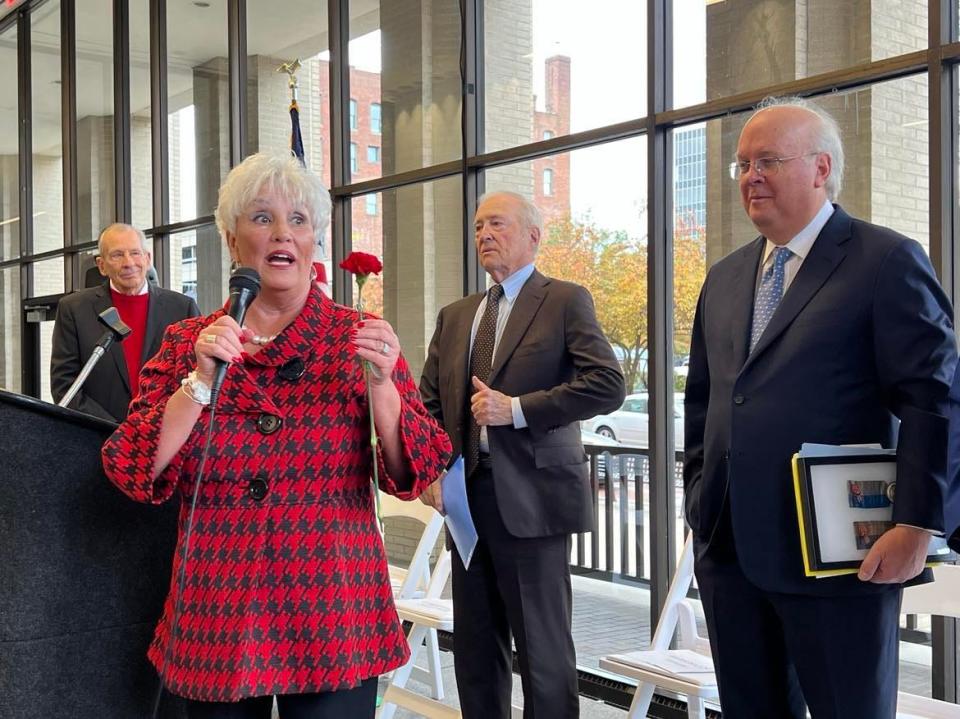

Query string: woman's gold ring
203 334 217 344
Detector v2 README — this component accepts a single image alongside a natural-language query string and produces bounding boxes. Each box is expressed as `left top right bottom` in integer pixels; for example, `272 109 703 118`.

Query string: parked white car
582 393 685 449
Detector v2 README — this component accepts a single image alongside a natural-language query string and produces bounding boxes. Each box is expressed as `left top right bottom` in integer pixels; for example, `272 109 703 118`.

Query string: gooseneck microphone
210 267 261 401
58 307 133 410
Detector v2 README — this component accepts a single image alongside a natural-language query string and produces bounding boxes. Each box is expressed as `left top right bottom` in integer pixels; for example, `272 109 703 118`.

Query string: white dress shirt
754 199 834 293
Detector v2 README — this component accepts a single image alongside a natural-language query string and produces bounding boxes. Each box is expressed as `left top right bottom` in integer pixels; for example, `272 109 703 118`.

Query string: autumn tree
537 212 706 392
672 214 707 361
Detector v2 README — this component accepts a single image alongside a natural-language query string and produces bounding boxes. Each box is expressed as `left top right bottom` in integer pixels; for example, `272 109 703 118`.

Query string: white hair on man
98 223 149 256
215 152 332 246
478 190 544 235
752 95 845 201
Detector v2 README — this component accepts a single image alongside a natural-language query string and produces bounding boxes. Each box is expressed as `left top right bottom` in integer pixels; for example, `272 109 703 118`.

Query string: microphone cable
151 403 220 719
151 268 260 717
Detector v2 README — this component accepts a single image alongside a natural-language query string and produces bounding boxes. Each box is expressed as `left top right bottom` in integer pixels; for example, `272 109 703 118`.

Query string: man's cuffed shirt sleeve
511 396 527 428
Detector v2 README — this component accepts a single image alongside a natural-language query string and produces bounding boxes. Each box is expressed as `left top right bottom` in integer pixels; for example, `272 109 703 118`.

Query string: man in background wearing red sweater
51 223 200 422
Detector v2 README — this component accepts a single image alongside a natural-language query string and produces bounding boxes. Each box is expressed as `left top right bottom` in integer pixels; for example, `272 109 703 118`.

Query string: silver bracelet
180 370 212 406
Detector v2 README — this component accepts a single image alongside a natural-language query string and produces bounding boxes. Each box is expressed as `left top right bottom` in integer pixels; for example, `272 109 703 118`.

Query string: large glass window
31 1 63 255
245 0 330 301
166 0 228 224
484 0 645 153
0 22 18 263
246 0 329 169
166 227 224 315
671 0 928 110
28 257 64 402
689 76 930 272
350 176 463 381
485 140 657 667
347 1 462 181
76 0 115 245
130 0 152 230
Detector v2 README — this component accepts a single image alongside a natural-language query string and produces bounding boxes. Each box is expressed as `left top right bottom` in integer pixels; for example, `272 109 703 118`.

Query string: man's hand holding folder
857 525 931 584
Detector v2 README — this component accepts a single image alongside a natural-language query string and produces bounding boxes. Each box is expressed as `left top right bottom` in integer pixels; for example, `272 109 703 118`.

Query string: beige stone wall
482 0 534 196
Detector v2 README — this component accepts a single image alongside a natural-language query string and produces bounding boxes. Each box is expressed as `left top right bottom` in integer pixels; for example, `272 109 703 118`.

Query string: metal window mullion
150 0 169 286
646 0 675 630
18 9 31 270
114 0 131 222
929 0 949 293
227 0 246 168
461 0 482 295
18 7 35 396
329 0 351 307
60 0 77 290
930 2 958 701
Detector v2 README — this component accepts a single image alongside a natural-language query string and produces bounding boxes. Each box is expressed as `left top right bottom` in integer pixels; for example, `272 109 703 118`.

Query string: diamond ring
380 341 390 356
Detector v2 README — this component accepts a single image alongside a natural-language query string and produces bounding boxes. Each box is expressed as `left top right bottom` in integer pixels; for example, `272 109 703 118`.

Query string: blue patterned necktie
750 246 793 352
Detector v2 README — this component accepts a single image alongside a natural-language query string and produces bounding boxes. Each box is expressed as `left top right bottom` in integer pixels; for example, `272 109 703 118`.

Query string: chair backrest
901 564 960 618
378 493 446 599
649 533 697 651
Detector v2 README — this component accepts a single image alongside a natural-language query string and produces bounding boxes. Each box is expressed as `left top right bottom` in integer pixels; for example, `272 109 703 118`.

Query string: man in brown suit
419 191 625 718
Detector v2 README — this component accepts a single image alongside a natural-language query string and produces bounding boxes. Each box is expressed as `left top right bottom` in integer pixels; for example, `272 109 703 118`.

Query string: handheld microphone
210 267 261 400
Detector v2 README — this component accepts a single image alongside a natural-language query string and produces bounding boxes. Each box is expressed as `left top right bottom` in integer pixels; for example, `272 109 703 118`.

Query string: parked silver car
582 393 685 449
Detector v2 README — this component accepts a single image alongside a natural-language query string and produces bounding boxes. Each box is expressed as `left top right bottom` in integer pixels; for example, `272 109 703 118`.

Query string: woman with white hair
102 152 451 718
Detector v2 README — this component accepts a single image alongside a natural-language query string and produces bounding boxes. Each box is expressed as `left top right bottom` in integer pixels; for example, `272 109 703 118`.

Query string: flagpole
277 58 302 105
277 59 306 167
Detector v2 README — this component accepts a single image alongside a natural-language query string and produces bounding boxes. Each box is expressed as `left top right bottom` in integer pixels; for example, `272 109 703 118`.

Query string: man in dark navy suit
684 97 958 718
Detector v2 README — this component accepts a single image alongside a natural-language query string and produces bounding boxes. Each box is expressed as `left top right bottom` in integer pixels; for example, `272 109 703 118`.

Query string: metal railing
572 444 685 585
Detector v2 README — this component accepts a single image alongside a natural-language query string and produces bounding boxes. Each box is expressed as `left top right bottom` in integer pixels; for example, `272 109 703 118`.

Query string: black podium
0 389 185 718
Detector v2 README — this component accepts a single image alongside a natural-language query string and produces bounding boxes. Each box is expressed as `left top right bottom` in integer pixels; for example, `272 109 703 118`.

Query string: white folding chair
896 564 960 718
600 534 719 719
380 493 446 599
379 548 457 718
378 493 448 702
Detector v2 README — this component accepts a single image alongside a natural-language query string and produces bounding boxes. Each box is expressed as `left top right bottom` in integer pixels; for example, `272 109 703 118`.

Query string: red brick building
315 55 571 253
532 55 571 226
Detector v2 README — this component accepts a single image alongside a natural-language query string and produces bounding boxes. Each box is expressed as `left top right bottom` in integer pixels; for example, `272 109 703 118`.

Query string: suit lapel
450 294 483 420
93 285 132 393
730 239 765 372
742 206 850 372
487 271 548 386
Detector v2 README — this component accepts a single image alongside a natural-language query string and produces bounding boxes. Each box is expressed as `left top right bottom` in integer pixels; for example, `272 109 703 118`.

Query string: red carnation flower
339 252 383 277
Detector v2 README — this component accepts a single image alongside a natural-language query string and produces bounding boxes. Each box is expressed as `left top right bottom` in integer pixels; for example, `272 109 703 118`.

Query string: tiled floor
379 574 934 717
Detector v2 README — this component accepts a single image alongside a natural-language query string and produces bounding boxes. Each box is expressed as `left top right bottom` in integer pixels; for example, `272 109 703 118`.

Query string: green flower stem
356 276 383 531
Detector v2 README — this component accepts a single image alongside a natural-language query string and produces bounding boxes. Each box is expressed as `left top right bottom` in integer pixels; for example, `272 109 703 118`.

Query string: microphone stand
58 307 132 410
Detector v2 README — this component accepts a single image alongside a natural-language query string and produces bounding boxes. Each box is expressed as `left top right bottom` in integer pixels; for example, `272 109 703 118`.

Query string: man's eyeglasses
728 152 820 180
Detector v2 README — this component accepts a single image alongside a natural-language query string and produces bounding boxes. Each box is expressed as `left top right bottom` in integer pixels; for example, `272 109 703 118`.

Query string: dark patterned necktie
465 284 504 476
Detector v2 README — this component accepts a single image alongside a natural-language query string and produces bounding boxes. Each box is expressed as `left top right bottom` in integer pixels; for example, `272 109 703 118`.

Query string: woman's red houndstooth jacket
102 285 452 702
